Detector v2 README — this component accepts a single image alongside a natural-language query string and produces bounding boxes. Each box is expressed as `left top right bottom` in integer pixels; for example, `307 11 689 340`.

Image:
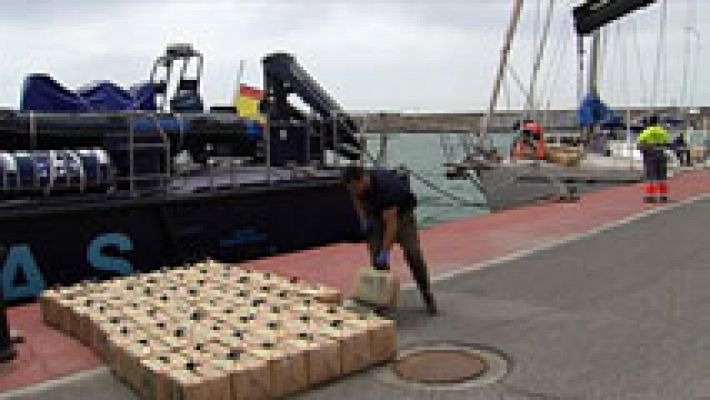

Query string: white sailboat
449 0 691 211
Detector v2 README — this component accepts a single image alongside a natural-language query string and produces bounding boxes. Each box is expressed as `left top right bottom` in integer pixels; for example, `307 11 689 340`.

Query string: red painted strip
243 170 710 296
0 305 101 393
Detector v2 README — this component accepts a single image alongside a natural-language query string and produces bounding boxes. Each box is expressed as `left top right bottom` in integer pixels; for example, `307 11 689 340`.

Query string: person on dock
342 166 438 315
511 120 545 161
672 133 692 167
638 115 670 203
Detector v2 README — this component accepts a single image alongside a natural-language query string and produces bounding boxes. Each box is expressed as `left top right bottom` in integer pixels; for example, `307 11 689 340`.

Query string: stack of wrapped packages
39 260 397 399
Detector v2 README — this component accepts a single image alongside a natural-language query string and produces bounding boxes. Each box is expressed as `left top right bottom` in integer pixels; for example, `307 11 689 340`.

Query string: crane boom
573 0 656 36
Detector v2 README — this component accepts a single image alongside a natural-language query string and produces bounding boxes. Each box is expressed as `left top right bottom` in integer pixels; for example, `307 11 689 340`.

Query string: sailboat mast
527 0 555 119
481 0 524 140
583 30 601 144
588 30 601 99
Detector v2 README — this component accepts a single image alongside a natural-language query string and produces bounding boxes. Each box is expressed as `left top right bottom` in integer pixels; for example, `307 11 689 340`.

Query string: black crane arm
573 0 657 36
262 53 361 160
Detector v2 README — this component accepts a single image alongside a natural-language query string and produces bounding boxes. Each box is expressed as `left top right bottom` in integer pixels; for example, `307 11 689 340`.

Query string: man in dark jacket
342 166 437 315
672 134 692 167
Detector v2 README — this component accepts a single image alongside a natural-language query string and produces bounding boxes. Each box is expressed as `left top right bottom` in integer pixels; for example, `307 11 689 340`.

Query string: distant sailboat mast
527 0 555 120
573 0 658 146
583 30 602 145
479 0 524 144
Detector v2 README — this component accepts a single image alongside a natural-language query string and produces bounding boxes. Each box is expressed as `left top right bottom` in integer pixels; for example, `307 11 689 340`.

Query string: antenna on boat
650 0 668 110
233 59 246 110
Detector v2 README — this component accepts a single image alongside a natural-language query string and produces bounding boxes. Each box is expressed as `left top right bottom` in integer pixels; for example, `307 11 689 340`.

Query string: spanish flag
235 84 266 124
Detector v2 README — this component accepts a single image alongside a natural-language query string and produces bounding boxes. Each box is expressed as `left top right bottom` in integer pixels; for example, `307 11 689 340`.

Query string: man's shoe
374 306 394 319
9 329 23 344
423 292 438 316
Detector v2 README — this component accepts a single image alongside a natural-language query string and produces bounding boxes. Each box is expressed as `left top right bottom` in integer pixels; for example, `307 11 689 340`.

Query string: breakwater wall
352 107 710 134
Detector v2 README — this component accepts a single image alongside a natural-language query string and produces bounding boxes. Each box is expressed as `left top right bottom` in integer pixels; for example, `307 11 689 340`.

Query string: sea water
361 133 514 228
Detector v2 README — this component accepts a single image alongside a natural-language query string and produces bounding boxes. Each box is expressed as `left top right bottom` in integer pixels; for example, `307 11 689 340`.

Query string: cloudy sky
0 0 705 112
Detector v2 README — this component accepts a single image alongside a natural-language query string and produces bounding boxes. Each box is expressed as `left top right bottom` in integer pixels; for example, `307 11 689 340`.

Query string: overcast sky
0 0 705 112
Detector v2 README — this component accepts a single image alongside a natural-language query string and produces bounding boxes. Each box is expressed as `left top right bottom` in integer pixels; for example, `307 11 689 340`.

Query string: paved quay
300 196 710 400
1 170 709 399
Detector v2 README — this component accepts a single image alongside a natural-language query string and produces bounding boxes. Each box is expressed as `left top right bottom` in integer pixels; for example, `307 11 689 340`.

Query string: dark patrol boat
0 45 364 302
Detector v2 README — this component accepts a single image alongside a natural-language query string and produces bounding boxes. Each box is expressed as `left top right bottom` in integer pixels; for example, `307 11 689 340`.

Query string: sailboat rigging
444 0 672 211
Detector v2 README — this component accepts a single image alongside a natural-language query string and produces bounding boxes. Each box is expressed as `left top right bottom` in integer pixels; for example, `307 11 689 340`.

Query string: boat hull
0 182 359 302
476 162 642 211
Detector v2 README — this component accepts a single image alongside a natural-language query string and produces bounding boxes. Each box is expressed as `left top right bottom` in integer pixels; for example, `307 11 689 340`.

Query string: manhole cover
394 349 486 384
378 343 509 391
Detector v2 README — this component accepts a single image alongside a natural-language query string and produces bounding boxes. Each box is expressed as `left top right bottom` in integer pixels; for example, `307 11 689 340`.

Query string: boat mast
527 0 555 120
573 0 658 145
588 30 601 98
480 0 524 141
583 30 601 144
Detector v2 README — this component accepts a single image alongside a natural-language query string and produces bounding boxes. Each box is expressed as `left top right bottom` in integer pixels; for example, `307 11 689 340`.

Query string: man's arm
381 207 399 253
351 196 366 222
373 206 399 269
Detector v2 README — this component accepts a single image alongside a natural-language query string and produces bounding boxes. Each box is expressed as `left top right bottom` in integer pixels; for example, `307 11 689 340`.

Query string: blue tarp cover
578 93 611 127
129 82 157 111
131 117 260 141
600 114 624 130
21 74 156 113
243 120 263 141
132 117 189 134
21 74 89 112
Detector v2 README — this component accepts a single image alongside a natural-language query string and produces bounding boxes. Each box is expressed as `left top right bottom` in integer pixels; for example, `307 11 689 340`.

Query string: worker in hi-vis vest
637 115 671 203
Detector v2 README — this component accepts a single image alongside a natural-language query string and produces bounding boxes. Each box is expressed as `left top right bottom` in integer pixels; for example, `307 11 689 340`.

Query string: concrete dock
354 108 710 134
1 170 709 399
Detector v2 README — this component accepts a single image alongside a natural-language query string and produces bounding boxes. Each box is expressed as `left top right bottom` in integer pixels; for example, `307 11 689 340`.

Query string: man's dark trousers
366 211 432 298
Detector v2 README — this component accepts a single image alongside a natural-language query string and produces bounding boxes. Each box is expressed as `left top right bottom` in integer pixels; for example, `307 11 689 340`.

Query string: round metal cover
394 349 486 384
378 343 509 391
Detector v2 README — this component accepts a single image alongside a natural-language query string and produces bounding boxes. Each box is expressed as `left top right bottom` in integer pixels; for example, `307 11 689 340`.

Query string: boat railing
2 111 175 198
325 110 361 168
120 111 172 197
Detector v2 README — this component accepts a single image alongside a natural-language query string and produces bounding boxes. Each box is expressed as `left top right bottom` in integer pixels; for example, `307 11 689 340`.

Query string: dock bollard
0 245 16 362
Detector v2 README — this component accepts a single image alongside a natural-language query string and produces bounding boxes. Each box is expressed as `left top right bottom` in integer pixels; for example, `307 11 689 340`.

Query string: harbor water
362 133 514 227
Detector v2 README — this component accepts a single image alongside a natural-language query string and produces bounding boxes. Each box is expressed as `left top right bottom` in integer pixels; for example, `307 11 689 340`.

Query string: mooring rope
400 166 488 208
357 127 489 209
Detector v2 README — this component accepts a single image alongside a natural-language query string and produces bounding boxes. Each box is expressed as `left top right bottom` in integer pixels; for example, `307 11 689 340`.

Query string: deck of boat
476 158 652 211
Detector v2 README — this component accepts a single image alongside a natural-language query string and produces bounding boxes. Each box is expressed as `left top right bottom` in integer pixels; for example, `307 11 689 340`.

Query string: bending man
342 166 438 315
